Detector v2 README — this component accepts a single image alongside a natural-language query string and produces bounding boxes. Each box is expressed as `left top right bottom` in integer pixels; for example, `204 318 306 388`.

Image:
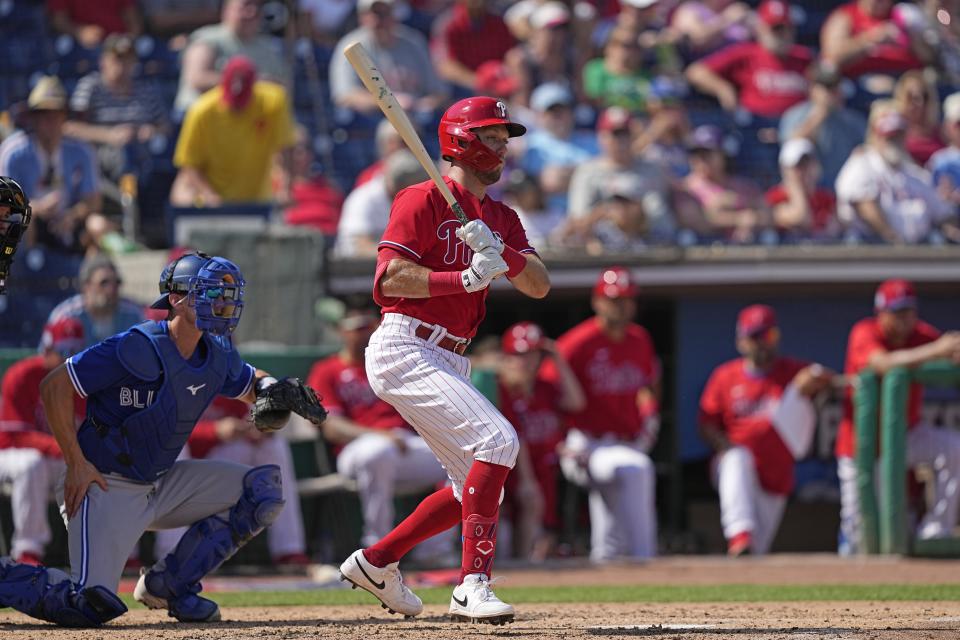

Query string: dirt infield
2 555 959 639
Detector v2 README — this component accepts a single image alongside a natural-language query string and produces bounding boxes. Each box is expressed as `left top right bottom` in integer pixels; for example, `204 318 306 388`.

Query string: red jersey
828 3 922 78
701 42 812 118
764 184 837 233
374 177 536 338
0 355 84 456
551 318 661 440
699 356 808 495
353 160 384 189
307 354 407 431
187 396 250 459
498 377 565 529
431 5 516 73
905 130 945 167
836 317 940 458
282 178 345 235
47 0 135 35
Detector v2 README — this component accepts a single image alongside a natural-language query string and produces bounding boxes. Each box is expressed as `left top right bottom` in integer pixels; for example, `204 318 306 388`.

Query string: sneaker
134 569 221 623
727 531 752 557
449 573 514 625
339 549 423 617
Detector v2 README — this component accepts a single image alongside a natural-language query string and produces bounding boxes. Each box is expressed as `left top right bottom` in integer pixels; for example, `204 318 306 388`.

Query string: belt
414 324 470 355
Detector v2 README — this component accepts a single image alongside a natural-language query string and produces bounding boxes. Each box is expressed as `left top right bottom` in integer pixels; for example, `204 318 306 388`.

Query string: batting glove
461 247 508 293
456 219 503 254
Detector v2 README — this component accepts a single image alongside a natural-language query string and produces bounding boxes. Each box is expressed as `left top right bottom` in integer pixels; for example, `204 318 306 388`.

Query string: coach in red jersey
836 280 960 554
0 317 85 564
699 304 833 557
338 96 549 626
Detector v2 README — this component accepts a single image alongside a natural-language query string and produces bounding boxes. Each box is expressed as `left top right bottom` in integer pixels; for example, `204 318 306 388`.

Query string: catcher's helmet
151 251 245 336
438 96 526 173
0 176 32 293
502 321 546 355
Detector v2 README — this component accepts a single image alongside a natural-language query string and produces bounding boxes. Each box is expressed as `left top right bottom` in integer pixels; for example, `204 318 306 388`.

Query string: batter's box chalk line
587 624 717 635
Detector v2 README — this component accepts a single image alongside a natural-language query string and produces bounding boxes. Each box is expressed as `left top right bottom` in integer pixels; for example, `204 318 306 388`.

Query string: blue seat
135 36 181 80
0 247 82 348
50 35 100 80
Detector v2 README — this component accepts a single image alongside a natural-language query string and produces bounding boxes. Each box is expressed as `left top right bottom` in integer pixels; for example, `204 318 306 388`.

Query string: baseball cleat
339 549 423 617
448 573 514 625
134 568 221 623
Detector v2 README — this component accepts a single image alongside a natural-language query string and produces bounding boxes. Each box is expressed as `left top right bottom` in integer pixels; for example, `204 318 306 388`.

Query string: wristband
428 270 467 296
502 245 526 278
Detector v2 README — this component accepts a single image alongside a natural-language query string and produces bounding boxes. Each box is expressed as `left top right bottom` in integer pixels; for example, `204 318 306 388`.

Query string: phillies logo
437 219 503 266
495 101 507 119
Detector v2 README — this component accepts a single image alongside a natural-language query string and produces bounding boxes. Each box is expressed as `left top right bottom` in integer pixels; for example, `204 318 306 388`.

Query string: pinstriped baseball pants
365 313 519 501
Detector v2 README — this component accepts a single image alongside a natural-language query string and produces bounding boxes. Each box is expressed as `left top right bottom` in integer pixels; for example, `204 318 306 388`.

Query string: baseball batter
837 279 960 554
338 96 550 626
0 251 325 627
699 305 833 556
546 267 660 562
0 176 31 294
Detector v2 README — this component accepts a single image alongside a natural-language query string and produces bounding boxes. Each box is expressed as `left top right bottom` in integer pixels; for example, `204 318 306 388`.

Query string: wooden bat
343 41 469 226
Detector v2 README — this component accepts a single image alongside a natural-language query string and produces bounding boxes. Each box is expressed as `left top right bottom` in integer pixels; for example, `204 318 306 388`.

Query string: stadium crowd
2 0 960 569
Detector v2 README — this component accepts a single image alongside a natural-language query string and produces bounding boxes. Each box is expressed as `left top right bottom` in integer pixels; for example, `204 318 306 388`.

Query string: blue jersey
66 321 254 480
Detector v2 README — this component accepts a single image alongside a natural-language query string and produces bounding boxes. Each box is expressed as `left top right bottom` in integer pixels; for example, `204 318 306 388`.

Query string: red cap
593 266 638 299
41 317 85 357
874 279 917 312
221 56 257 110
758 0 792 26
737 304 778 338
873 110 907 137
474 61 519 98
502 321 546 355
597 106 634 132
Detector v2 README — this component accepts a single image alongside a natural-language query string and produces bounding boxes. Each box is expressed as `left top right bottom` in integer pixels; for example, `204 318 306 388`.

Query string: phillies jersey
699 356 808 495
0 355 84 455
374 176 536 338
831 2 922 78
836 317 940 458
307 354 407 431
550 317 661 440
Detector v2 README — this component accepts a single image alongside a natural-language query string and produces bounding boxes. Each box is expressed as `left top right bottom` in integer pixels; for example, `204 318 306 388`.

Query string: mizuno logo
452 594 468 608
186 383 207 396
357 558 385 590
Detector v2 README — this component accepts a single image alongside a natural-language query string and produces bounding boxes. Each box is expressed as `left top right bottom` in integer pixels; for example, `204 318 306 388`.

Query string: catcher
0 251 325 627
0 176 32 295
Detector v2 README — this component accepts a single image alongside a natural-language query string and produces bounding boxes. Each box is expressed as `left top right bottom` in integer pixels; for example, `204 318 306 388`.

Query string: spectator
140 0 221 43
547 267 661 562
431 0 516 94
306 304 450 555
928 92 960 208
682 125 772 242
65 34 169 207
582 25 653 112
185 396 310 567
353 119 409 190
575 178 666 253
0 318 86 565
330 0 448 114
634 78 693 180
765 138 841 241
497 322 585 562
669 0 754 61
46 253 144 346
699 305 835 556
820 0 932 79
504 2 581 107
836 279 960 554
892 70 946 167
334 150 428 257
835 101 959 244
685 0 812 119
501 169 565 250
567 106 673 239
521 82 599 212
171 56 296 207
298 0 357 46
174 0 291 113
779 59 868 187
48 0 143 47
280 126 345 236
596 0 681 77
0 77 101 254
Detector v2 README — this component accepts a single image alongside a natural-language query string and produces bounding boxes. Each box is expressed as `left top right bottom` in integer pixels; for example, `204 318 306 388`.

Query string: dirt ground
2 555 959 639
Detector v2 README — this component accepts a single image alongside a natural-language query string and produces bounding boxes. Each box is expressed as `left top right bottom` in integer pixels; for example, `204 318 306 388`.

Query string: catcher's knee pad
230 464 285 540
0 560 126 627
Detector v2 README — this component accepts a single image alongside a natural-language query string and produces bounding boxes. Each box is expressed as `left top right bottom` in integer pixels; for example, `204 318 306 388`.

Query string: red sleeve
307 358 345 415
378 186 434 261
500 204 536 255
701 42 751 78
765 184 787 207
373 245 412 307
0 374 35 427
699 367 726 426
846 322 880 374
915 321 942 344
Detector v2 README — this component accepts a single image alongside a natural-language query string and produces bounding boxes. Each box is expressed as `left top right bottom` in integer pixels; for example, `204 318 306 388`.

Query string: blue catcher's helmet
150 251 245 336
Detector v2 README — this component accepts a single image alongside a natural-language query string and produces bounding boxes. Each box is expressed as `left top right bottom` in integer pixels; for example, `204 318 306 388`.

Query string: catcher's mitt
252 377 328 432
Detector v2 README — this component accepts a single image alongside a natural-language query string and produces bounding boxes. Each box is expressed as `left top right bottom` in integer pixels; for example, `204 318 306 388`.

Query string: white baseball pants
0 449 64 558
711 446 786 554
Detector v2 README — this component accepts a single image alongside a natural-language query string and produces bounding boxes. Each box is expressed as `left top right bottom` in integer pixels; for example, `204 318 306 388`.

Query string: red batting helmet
439 97 526 173
502 321 546 355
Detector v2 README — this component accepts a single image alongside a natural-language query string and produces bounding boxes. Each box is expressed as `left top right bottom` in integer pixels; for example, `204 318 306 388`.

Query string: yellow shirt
174 81 295 203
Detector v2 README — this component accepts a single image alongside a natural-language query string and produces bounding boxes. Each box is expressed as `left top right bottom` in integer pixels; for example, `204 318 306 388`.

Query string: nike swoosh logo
356 558 385 590
186 383 207 396
452 594 467 607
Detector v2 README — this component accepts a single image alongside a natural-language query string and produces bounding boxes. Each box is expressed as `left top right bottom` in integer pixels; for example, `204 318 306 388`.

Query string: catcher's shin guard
145 465 284 600
0 558 127 627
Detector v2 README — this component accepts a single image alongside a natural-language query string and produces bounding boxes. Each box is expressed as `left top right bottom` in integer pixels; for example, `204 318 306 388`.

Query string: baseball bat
343 41 469 226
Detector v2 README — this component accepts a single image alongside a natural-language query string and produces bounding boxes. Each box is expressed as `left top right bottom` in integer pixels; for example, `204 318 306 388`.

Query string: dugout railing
855 361 960 557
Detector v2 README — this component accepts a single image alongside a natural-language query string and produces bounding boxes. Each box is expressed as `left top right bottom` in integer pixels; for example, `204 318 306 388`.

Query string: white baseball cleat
449 573 514 625
339 549 423 617
133 569 167 610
